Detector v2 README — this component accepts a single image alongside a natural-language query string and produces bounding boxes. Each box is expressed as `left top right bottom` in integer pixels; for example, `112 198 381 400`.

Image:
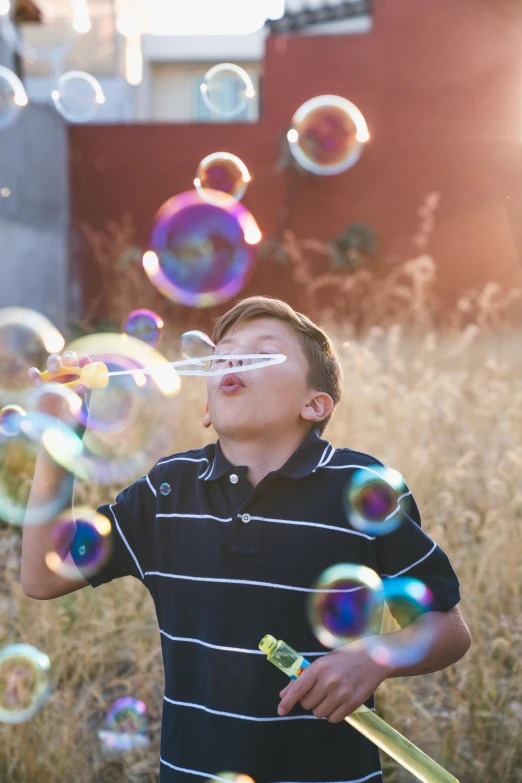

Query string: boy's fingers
62 351 79 367
78 355 92 368
28 367 43 387
278 668 319 715
47 354 62 374
279 683 291 699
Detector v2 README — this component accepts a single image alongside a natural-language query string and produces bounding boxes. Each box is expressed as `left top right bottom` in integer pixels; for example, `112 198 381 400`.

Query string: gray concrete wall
0 100 69 332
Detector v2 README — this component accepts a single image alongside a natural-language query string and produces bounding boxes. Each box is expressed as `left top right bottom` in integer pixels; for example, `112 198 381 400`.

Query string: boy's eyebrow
216 333 288 347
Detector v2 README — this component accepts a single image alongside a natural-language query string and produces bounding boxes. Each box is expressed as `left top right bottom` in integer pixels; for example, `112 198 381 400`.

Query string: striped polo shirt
81 427 461 783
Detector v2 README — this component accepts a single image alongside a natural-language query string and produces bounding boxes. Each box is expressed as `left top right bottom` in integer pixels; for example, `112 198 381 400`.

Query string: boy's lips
220 373 245 393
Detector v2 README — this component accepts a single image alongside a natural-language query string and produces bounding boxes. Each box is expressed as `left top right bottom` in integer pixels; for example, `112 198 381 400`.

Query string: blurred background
0 1 521 781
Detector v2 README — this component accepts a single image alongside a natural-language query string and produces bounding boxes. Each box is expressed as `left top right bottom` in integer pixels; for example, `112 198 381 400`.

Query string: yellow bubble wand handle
40 362 109 390
259 635 460 783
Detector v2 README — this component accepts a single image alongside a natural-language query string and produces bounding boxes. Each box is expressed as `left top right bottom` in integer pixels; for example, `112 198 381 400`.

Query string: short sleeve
71 468 157 588
374 489 461 622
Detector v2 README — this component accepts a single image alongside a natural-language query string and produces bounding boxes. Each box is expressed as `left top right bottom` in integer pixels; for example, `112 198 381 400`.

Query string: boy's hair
212 296 343 435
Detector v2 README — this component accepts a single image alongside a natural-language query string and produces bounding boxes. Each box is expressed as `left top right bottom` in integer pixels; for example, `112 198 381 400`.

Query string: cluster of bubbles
307 466 435 669
0 3 105 126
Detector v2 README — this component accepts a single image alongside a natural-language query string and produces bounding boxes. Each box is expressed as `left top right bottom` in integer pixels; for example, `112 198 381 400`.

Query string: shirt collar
200 427 335 482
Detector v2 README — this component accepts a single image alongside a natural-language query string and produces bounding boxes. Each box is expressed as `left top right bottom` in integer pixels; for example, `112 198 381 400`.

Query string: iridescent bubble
98 697 149 754
0 404 27 437
41 333 180 486
0 65 28 130
306 563 384 649
287 95 369 175
143 190 261 308
51 70 105 123
365 578 435 669
343 465 409 536
0 411 76 526
181 330 216 361
194 153 251 206
212 774 256 783
159 482 171 496
45 507 113 581
123 309 164 348
0 644 52 724
0 307 64 402
200 63 255 118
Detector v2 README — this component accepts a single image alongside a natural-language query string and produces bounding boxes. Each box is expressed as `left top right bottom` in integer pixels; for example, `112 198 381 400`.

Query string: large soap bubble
200 63 255 118
194 152 251 206
287 95 369 175
143 190 261 308
307 563 384 649
0 644 52 724
45 506 113 581
343 465 410 537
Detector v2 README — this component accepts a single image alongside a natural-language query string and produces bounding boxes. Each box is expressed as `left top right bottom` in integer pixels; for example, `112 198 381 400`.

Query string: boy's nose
227 358 244 368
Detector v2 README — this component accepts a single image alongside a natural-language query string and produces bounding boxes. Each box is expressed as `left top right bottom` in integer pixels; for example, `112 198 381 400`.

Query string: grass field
1 315 521 782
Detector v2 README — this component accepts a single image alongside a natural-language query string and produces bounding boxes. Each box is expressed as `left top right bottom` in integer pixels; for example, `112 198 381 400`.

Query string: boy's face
203 317 332 439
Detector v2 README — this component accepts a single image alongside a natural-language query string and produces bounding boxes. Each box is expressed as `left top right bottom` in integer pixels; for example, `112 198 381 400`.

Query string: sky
145 0 285 35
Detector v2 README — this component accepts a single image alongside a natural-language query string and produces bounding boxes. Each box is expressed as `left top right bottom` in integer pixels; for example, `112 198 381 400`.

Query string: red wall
69 0 522 328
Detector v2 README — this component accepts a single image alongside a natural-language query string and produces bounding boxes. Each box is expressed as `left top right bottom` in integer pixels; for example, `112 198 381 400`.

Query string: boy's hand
28 351 92 434
277 639 391 723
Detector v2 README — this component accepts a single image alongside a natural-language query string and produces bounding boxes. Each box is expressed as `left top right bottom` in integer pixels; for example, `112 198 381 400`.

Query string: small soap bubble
365 578 435 669
123 309 164 348
0 404 27 437
195 153 250 206
143 190 261 308
51 70 105 123
307 563 384 649
98 697 150 755
45 507 113 581
0 66 28 130
159 482 171 496
287 95 369 176
0 644 52 724
200 63 255 118
212 774 256 783
181 330 216 361
343 465 409 536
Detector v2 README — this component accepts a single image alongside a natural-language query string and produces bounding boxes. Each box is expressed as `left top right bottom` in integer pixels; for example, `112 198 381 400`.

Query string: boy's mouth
220 373 245 394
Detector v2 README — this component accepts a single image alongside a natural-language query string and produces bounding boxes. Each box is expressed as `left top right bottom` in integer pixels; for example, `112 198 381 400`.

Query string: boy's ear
203 401 211 429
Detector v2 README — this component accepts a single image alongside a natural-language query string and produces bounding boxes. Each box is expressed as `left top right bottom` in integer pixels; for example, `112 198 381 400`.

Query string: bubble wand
39 354 287 389
259 635 460 783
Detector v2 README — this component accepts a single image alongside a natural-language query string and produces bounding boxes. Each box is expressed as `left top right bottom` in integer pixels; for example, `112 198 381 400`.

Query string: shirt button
241 513 251 524
230 474 239 484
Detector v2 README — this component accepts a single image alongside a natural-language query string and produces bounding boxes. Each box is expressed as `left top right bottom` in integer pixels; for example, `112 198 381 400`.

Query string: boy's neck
218 427 313 488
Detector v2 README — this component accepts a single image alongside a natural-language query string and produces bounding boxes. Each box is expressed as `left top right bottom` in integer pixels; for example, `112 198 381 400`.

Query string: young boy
22 296 472 783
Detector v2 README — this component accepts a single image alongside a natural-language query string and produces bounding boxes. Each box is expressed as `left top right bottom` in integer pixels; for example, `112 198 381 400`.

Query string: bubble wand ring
260 635 460 783
39 354 287 389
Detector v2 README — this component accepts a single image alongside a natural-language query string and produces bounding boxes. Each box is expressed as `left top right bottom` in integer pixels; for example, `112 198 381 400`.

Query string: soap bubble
212 774 256 783
343 465 409 536
41 333 180 485
98 697 150 754
200 63 255 118
0 644 52 724
0 411 76 526
51 71 105 123
143 190 261 308
307 563 384 649
365 578 435 669
287 95 369 175
0 404 27 437
0 307 64 402
123 309 164 348
181 330 216 361
159 482 171 496
195 152 250 206
0 65 28 130
45 507 113 581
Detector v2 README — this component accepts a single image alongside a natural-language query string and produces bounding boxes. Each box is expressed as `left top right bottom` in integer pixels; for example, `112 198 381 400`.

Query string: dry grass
1 313 521 782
